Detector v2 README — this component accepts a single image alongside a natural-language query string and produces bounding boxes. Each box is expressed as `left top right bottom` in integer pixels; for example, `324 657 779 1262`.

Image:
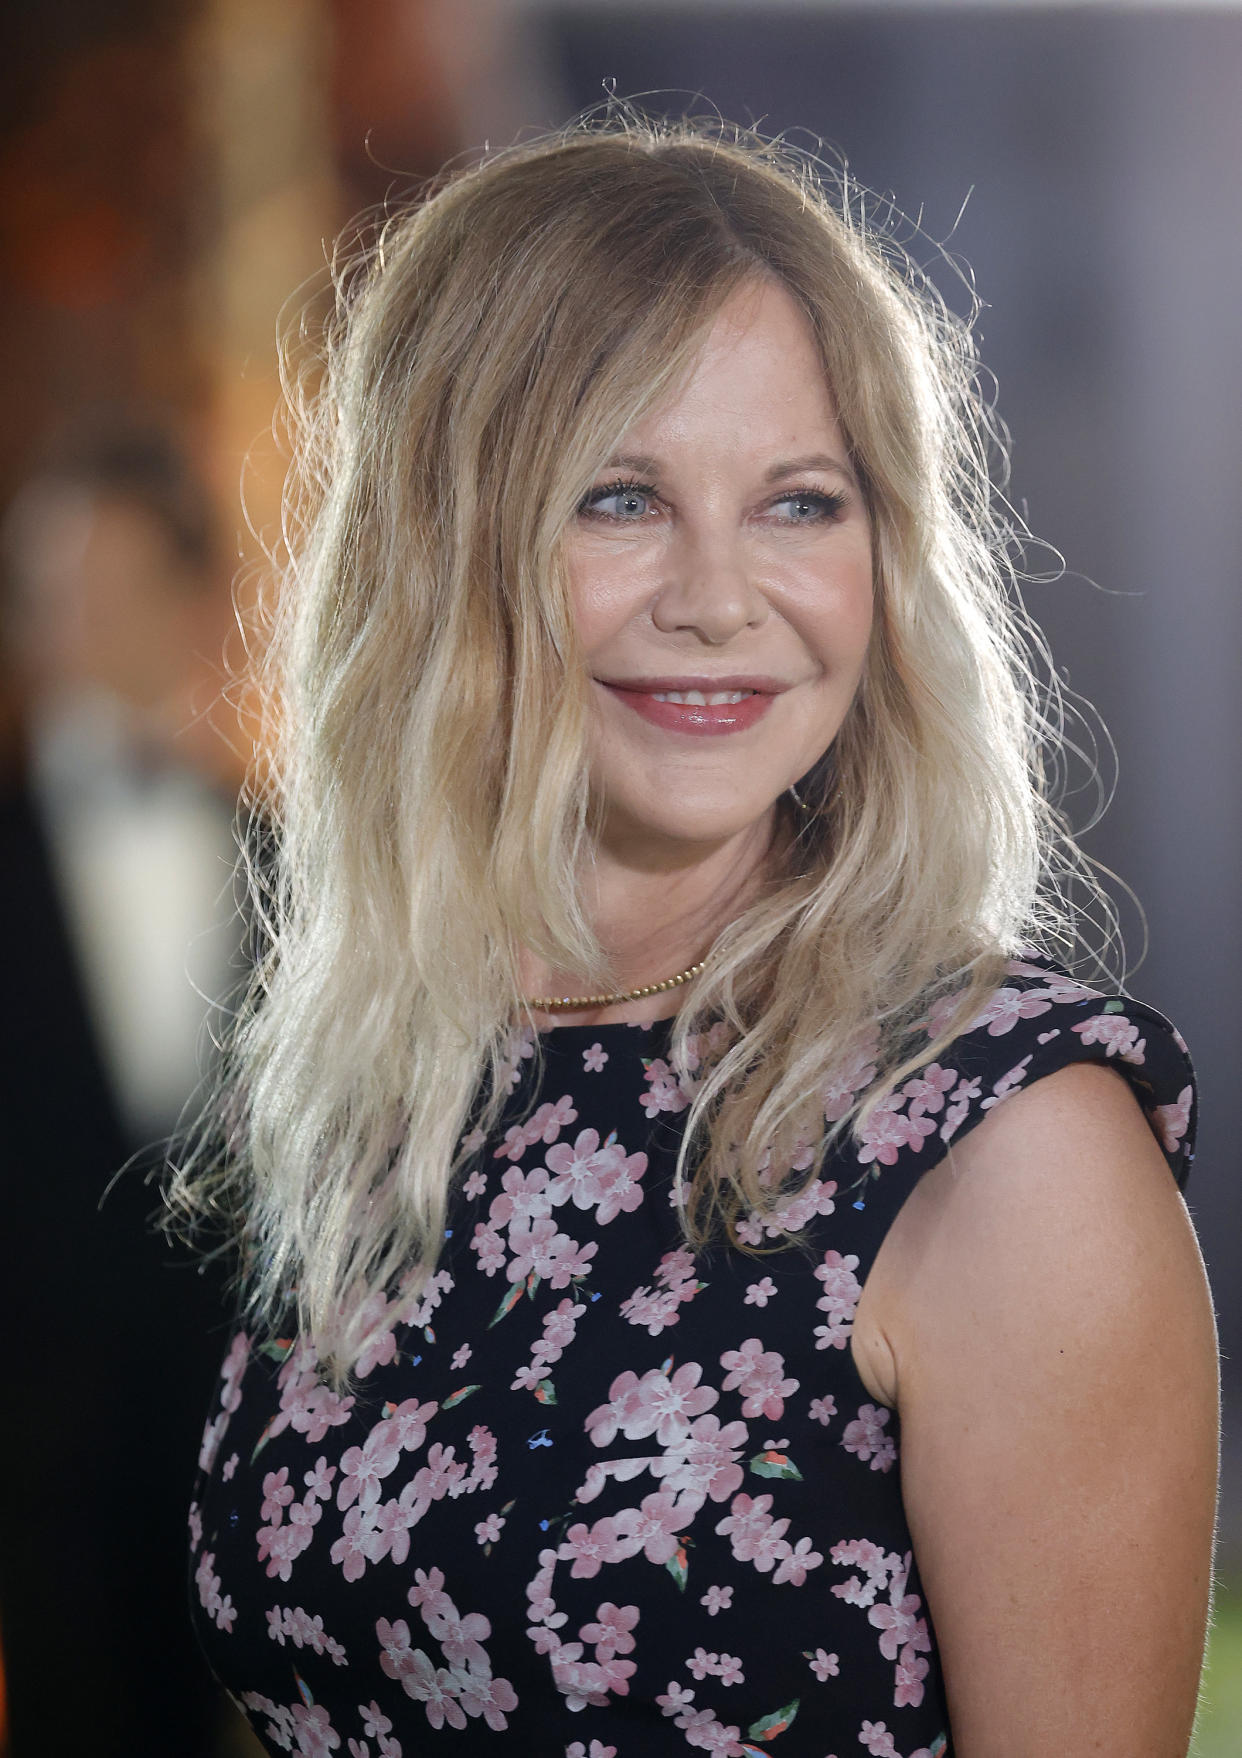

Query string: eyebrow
600 450 857 484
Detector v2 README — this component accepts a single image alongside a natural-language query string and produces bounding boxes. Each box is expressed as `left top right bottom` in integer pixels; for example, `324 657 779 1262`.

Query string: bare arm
854 1061 1219 1757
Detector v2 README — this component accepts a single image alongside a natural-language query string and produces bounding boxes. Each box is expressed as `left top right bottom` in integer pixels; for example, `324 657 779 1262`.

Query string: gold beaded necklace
527 959 708 1014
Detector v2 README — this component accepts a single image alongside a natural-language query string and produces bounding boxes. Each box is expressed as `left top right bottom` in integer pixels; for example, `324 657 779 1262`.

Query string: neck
520 812 777 1027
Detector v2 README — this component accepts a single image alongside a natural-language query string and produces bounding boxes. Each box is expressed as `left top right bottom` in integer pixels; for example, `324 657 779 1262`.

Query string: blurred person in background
176 119 1217 1756
0 415 242 1754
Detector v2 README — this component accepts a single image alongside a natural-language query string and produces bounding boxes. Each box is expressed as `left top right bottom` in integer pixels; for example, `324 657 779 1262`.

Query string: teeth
650 689 753 705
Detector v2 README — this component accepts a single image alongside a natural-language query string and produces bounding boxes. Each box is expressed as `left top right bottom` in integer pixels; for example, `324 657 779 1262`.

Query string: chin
606 798 779 858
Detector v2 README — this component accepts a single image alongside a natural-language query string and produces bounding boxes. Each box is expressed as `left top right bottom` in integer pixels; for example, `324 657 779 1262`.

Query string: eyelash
577 478 850 523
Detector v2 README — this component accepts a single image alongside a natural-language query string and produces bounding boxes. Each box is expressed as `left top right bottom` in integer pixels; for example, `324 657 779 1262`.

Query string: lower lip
601 685 776 736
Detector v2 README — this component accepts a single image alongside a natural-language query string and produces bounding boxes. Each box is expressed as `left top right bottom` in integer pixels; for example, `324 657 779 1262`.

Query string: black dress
190 955 1195 1757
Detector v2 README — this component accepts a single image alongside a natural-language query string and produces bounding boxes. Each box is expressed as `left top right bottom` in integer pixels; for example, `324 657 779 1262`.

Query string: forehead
617 278 844 465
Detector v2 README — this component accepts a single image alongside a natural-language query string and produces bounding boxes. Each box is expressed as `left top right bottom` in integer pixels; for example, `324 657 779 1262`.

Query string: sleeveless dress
189 955 1196 1758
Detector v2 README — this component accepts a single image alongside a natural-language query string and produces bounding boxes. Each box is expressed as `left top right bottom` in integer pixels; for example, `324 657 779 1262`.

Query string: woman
179 118 1218 1757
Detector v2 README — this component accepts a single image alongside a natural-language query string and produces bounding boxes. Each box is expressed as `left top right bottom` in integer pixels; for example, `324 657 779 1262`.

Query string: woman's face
563 276 875 867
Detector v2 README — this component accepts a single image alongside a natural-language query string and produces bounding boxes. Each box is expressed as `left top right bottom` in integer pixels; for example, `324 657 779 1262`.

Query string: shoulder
849 955 1200 1409
853 952 1196 1193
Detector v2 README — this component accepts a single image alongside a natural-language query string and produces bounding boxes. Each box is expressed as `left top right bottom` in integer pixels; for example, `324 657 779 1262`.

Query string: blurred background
1 1 1238 1752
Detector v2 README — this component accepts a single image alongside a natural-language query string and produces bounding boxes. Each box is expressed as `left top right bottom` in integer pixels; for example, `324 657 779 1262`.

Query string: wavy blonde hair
171 114 1108 1368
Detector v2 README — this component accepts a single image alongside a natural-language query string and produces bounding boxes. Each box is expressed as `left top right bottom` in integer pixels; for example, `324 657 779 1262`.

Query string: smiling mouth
596 678 781 737
649 688 754 706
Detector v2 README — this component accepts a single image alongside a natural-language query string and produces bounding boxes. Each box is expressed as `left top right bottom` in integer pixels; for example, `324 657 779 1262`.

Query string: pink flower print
352 1292 398 1377
829 1538 901 1608
505 1216 598 1289
526 1095 579 1147
742 1176 838 1241
376 1615 417 1683
857 1096 918 1167
471 1221 507 1275
773 1535 823 1585
1037 1028 1062 1045
463 1167 487 1201
188 1502 203 1549
1072 1012 1146 1064
716 1654 745 1686
972 984 1054 1036
580 1601 640 1660
939 1075 982 1144
541 1297 587 1356
901 1063 958 1117
895 1642 930 1708
583 1042 609 1072
216 1451 235 1483
219 1331 250 1413
451 1343 472 1371
622 1489 684 1564
809 1394 838 1425
657 1679 697 1719
544 1129 619 1210
719 1338 799 1421
368 1487 421 1567
456 1670 518 1731
385 1397 437 1453
814 1250 862 1351
566 1744 618 1758
423 1603 492 1672
475 1512 505 1544
260 1467 295 1524
653 1412 749 1507
337 1422 401 1512
700 1584 733 1616
408 1565 454 1617
194 1550 235 1631
408 1441 469 1518
198 1412 227 1475
329 1506 379 1582
495 1123 530 1162
822 1036 881 1123
489 1165 555 1230
360 1702 392 1739
868 1591 932 1663
594 1146 648 1225
687 1647 719 1680
1153 1083 1193 1152
395 1265 453 1331
744 1276 778 1307
640 1058 692 1118
842 1404 898 1473
619 1285 684 1336
860 1721 898 1757
558 1513 642 1577
461 1124 487 1154
403 1650 467 1730
640 1362 719 1446
289 1702 341 1755
980 1054 1032 1111
808 1647 840 1680
714 1492 790 1568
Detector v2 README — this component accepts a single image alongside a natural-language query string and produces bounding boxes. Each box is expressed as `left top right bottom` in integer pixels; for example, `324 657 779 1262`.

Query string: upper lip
594 675 790 694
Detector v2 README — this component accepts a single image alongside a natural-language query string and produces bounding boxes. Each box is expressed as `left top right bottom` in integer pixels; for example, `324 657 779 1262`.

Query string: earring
786 782 813 814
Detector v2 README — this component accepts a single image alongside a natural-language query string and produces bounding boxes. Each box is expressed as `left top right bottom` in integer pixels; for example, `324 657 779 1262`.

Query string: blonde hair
171 114 1108 1367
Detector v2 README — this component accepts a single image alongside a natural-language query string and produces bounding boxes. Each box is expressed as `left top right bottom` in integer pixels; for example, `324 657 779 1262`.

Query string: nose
650 522 768 645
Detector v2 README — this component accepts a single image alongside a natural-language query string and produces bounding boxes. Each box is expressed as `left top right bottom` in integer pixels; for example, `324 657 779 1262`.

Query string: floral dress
189 955 1196 1758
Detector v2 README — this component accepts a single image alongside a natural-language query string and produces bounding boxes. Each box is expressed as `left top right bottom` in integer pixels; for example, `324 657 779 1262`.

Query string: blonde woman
180 119 1217 1757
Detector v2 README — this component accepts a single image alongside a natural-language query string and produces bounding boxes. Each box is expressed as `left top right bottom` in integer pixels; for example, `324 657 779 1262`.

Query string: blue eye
578 479 656 521
773 489 850 523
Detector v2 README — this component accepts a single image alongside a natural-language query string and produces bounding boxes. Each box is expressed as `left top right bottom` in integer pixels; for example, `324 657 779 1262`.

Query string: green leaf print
441 1383 482 1410
533 1379 557 1405
748 1448 803 1481
665 1542 689 1592
745 1698 799 1741
489 1282 525 1327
